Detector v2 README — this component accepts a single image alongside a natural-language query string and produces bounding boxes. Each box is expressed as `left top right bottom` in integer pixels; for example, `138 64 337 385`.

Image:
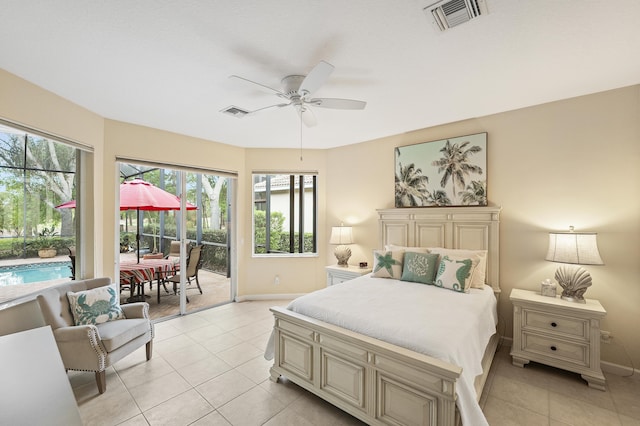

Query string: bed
265 206 501 425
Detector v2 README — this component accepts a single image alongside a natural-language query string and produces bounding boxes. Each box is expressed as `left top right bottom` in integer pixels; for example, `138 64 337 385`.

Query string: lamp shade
329 226 353 245
545 232 603 265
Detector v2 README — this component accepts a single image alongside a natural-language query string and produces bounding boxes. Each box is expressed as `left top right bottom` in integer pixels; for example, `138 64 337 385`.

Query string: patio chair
164 244 203 302
67 246 76 280
165 240 180 259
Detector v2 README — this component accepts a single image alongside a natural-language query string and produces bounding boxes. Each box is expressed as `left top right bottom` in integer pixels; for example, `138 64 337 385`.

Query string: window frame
252 173 318 258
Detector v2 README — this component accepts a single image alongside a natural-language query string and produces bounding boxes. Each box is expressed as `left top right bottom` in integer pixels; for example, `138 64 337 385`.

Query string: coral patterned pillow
401 252 440 285
67 285 125 326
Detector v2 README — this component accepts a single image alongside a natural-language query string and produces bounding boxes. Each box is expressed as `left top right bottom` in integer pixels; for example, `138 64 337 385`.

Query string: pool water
0 262 72 286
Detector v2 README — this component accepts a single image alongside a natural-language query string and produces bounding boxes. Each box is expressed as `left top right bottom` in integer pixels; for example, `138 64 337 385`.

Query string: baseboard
235 294 303 302
601 360 638 376
500 336 513 346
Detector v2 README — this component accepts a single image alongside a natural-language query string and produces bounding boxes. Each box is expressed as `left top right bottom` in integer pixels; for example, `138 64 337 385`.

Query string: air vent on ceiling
424 0 488 32
221 105 249 117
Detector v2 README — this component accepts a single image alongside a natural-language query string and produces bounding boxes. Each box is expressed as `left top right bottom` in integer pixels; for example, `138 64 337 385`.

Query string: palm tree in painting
426 189 451 207
431 140 483 199
460 180 487 205
395 162 430 207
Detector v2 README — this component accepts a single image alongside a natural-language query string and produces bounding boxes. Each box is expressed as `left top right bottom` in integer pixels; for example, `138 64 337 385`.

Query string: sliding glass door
117 162 235 319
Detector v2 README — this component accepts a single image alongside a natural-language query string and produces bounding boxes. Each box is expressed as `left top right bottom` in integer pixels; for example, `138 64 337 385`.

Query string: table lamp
545 226 603 303
329 225 353 267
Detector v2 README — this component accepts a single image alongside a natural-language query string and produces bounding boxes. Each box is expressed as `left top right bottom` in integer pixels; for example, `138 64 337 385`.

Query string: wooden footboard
270 306 468 426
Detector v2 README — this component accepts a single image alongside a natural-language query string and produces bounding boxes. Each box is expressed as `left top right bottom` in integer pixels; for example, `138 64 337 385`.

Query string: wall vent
424 0 488 32
221 105 249 117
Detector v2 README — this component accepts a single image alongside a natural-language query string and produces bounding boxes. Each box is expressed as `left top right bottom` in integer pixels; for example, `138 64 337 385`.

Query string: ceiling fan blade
295 105 317 127
299 61 334 96
247 102 290 114
309 98 366 110
229 75 285 97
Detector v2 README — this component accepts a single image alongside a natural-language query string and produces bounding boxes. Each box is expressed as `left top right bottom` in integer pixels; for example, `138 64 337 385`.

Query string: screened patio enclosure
117 162 235 318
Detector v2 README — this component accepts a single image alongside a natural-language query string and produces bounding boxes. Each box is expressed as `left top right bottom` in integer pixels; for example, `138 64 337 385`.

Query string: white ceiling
1 1 639 149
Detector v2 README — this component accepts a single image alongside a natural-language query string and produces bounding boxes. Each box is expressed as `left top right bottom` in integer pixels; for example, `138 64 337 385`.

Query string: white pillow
434 255 474 293
428 248 487 289
385 244 429 254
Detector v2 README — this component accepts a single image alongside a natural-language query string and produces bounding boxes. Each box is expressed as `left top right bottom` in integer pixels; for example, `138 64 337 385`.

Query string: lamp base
334 245 352 267
560 293 587 303
555 265 592 303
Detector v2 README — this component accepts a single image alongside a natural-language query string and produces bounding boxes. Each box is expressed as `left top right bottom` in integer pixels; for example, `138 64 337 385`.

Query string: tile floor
70 300 640 426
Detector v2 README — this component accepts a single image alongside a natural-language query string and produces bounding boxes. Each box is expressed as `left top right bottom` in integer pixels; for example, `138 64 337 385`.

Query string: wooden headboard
377 206 502 293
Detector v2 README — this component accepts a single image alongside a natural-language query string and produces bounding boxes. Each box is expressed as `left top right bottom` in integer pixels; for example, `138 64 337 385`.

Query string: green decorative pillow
434 255 473 293
372 249 404 279
401 252 440 285
67 285 125 326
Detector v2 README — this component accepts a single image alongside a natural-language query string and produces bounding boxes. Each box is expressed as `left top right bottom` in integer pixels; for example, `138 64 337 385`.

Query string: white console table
0 326 82 425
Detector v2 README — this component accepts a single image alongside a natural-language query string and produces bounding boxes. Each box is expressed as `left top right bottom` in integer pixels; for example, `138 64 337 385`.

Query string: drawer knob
551 322 557 327
550 346 557 351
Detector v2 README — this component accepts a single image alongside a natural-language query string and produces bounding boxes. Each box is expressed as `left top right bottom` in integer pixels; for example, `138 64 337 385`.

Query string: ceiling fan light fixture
228 60 366 127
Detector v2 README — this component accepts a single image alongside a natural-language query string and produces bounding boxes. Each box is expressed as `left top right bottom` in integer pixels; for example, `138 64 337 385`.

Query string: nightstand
325 264 372 286
510 288 607 390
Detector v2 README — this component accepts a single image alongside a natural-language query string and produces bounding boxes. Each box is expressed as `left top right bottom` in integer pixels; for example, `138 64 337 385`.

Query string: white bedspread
265 274 497 426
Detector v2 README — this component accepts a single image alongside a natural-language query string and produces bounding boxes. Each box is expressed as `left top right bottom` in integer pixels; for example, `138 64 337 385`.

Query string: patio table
120 258 178 303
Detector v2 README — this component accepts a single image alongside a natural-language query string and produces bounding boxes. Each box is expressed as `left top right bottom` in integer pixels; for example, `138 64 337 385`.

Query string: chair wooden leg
146 340 153 360
95 370 106 394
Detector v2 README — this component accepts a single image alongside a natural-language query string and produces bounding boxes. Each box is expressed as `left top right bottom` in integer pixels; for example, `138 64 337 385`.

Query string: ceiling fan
229 60 366 127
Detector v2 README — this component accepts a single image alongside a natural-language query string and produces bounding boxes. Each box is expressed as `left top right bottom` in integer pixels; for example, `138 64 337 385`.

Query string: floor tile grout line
73 301 640 425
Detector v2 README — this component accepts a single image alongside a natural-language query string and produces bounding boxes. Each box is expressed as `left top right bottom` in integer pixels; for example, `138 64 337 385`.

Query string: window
253 173 317 255
0 123 77 263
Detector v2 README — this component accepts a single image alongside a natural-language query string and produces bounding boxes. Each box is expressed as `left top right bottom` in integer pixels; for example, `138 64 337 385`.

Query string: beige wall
243 148 328 296
325 85 640 368
0 69 104 147
2 67 638 368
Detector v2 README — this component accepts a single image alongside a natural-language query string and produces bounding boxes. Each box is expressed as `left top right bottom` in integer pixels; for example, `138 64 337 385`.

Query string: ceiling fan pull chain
300 111 303 161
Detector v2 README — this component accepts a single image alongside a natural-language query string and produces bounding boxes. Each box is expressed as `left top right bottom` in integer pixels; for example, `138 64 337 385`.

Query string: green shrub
0 236 75 259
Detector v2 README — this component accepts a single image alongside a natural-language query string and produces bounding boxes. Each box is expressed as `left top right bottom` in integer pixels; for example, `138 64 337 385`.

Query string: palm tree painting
394 133 487 207
395 161 430 206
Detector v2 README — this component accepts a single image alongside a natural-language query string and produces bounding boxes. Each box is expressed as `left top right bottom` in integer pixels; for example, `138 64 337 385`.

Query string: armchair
0 299 46 336
36 277 154 394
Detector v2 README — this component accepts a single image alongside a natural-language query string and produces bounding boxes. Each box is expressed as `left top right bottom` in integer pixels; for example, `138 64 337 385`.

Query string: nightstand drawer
523 309 589 340
522 333 589 367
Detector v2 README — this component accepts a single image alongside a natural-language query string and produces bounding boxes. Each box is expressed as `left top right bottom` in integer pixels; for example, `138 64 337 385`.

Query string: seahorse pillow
434 255 474 293
429 248 487 288
401 252 440 285
67 285 125 326
372 249 405 279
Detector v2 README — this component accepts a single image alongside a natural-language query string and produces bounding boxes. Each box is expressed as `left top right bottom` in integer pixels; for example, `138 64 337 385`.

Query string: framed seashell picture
394 132 487 207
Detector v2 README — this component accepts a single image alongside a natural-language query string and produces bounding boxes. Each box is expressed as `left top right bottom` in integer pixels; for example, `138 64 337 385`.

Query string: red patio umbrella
55 199 77 209
56 179 197 262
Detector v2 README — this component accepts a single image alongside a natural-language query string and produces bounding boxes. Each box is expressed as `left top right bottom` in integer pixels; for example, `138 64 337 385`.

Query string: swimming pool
0 262 72 286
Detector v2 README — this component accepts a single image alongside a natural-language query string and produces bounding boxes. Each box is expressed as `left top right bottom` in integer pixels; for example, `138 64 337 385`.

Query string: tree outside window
0 126 76 259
